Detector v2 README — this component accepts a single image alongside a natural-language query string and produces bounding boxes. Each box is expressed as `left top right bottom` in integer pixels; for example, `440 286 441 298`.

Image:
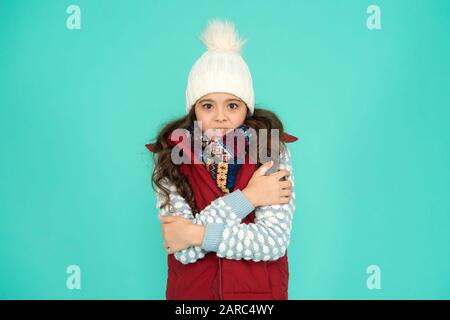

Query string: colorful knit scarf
187 124 252 194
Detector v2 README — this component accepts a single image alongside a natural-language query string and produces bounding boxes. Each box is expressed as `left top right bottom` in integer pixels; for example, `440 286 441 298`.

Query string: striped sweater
156 146 296 264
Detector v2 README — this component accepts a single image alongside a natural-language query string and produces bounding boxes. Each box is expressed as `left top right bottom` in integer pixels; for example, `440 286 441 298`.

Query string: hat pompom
200 19 247 53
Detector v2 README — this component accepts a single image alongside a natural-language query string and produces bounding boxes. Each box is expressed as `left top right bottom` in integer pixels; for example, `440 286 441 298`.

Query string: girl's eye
228 103 239 110
202 103 213 110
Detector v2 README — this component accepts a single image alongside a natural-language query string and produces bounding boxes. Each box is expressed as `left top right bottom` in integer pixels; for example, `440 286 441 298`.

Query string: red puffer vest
146 129 298 300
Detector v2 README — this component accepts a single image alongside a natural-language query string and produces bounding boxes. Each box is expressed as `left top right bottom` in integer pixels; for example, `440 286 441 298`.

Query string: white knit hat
185 19 255 115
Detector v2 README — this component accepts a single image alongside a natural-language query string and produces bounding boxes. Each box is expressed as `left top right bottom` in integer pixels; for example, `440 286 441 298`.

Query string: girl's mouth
211 128 232 136
216 128 229 134
220 128 236 137
204 128 234 139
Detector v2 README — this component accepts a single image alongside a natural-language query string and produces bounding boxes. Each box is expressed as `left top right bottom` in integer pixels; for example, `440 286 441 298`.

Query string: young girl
146 19 299 300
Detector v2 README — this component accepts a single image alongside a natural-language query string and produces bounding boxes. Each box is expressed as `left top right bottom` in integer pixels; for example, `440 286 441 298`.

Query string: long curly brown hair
149 105 288 213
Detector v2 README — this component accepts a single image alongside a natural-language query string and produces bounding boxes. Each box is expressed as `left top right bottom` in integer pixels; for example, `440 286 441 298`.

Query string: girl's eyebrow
226 98 241 102
198 99 214 104
198 98 241 103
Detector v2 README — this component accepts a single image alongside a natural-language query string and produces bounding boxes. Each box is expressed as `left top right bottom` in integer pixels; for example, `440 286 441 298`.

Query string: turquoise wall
0 0 449 299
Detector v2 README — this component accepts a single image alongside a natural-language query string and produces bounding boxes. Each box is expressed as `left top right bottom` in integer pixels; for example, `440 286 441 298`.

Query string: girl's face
194 92 248 138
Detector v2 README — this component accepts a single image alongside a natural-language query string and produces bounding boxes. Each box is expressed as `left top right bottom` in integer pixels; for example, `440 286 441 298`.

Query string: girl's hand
242 161 292 207
159 216 205 254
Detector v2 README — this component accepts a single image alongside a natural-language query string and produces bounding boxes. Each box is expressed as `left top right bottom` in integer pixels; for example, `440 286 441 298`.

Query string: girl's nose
214 107 227 123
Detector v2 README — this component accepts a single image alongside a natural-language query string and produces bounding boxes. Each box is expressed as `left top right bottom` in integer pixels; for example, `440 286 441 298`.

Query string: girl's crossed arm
156 179 255 264
158 147 295 264
180 147 295 263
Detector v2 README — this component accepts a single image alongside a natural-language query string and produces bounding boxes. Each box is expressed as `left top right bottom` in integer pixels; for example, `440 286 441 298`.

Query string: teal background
1 0 449 299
